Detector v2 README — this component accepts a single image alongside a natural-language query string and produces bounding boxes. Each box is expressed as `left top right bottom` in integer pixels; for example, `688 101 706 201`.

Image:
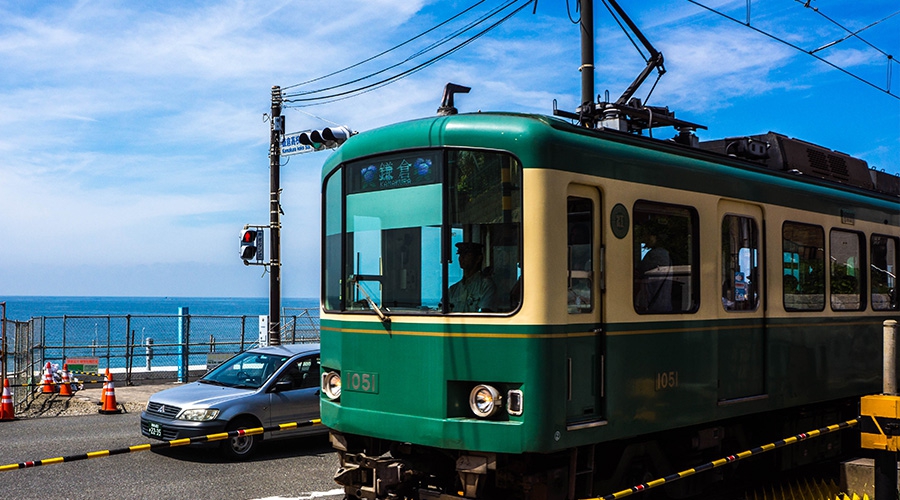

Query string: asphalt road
0 411 345 500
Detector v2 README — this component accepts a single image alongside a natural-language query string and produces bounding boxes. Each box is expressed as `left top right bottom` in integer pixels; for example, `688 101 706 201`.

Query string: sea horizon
1 295 320 321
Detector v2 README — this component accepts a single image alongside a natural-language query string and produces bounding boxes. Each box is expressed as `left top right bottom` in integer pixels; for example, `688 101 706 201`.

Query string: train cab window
633 201 699 314
322 148 522 315
830 229 865 311
782 222 825 311
721 215 760 311
871 234 898 311
448 151 522 313
567 197 593 313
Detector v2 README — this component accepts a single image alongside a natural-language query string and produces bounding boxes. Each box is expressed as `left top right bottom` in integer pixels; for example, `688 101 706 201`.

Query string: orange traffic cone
1 379 14 421
98 368 109 406
58 363 73 397
41 362 56 394
99 371 121 414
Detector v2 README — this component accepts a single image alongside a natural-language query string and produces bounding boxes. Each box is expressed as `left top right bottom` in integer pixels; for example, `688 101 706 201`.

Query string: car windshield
200 351 291 390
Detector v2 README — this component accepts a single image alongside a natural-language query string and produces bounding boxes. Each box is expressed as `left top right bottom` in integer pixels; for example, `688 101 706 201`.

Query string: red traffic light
240 229 262 263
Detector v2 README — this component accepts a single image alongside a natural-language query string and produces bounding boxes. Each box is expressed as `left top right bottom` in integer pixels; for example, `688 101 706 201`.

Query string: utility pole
269 86 283 346
579 0 595 127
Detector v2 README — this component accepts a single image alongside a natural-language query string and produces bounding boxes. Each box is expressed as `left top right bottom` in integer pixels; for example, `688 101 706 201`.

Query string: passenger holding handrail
635 226 673 313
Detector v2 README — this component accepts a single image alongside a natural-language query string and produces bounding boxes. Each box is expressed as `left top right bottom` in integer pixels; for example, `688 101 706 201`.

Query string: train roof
321 112 899 225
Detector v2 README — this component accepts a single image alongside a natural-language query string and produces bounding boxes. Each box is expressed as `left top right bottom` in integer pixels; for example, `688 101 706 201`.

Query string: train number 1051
345 371 379 394
656 371 679 391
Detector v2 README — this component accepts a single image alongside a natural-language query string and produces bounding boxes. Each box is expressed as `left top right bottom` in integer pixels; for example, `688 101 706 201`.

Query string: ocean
1 296 319 321
1 296 321 374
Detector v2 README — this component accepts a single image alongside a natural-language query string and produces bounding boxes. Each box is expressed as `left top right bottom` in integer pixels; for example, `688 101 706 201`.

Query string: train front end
319 114 577 499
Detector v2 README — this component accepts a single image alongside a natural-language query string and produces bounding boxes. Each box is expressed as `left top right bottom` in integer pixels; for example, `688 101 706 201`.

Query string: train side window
782 222 825 311
721 215 760 311
830 229 865 311
871 234 898 311
567 197 593 313
633 201 699 314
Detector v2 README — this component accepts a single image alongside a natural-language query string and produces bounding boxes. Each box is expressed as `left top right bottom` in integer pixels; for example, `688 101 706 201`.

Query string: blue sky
1 0 898 298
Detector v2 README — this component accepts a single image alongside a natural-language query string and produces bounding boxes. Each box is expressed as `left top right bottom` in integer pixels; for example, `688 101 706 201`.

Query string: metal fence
1 309 319 410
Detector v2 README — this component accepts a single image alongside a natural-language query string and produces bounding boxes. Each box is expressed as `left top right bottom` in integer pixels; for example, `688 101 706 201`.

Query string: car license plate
148 422 162 438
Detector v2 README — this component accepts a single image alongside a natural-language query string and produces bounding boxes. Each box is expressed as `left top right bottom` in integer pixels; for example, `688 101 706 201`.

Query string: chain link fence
1 310 319 411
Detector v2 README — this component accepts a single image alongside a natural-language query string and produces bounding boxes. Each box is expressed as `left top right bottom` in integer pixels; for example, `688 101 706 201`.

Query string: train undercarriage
330 400 858 500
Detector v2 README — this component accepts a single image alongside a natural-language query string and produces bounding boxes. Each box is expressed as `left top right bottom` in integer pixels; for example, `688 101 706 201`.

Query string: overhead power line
686 0 899 100
795 0 900 58
283 0 535 107
286 1 517 99
281 1 487 92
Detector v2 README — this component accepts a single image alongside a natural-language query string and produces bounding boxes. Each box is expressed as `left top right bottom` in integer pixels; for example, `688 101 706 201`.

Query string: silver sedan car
140 343 325 459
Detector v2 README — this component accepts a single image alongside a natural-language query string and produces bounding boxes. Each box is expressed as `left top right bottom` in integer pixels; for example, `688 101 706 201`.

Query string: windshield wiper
198 379 227 386
348 275 391 328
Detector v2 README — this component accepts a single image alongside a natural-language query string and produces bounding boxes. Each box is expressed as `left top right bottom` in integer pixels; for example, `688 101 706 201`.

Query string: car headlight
322 371 342 400
469 384 501 418
178 408 220 421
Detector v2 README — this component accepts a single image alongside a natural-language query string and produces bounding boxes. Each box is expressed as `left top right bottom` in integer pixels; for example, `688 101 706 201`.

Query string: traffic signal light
298 126 352 148
240 228 262 265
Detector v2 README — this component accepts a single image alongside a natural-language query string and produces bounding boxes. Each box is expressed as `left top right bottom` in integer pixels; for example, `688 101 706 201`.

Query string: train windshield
323 149 522 315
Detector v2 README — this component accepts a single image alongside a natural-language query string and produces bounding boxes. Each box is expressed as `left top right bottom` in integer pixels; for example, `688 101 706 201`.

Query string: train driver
448 242 496 312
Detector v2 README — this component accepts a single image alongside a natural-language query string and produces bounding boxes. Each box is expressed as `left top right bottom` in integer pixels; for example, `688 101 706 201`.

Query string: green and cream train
318 111 899 499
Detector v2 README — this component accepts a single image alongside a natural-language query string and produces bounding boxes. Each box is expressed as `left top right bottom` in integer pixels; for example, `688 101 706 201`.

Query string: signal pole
269 86 283 346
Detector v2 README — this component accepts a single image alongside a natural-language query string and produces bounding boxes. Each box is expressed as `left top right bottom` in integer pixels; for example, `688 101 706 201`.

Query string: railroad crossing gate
860 394 900 451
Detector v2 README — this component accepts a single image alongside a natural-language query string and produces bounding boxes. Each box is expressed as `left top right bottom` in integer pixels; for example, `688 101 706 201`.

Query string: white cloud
1 0 897 297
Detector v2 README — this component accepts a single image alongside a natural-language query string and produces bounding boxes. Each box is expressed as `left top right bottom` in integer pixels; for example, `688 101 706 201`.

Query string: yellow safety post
860 394 900 451
859 320 899 500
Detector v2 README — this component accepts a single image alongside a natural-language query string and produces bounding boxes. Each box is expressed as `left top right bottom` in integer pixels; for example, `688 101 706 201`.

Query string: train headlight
322 371 342 400
469 384 502 418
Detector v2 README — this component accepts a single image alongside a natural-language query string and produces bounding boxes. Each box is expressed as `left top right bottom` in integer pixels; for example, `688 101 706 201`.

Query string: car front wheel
221 417 260 460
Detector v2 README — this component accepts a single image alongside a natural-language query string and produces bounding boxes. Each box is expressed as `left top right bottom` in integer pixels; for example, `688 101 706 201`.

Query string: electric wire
288 107 345 127
286 2 528 108
284 1 517 100
686 0 899 100
283 0 535 107
281 1 486 92
796 2 900 93
601 0 647 62
407 2 512 61
566 0 581 24
795 0 900 59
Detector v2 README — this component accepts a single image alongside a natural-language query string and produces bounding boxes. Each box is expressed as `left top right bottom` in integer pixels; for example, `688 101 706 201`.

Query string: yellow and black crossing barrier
0 418 322 472
587 419 858 500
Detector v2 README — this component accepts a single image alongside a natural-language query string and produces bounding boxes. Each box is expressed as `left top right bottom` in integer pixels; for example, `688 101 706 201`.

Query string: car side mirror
272 380 293 393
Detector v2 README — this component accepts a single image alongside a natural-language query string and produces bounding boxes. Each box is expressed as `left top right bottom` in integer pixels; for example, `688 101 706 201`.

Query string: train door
566 185 605 428
717 200 766 402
